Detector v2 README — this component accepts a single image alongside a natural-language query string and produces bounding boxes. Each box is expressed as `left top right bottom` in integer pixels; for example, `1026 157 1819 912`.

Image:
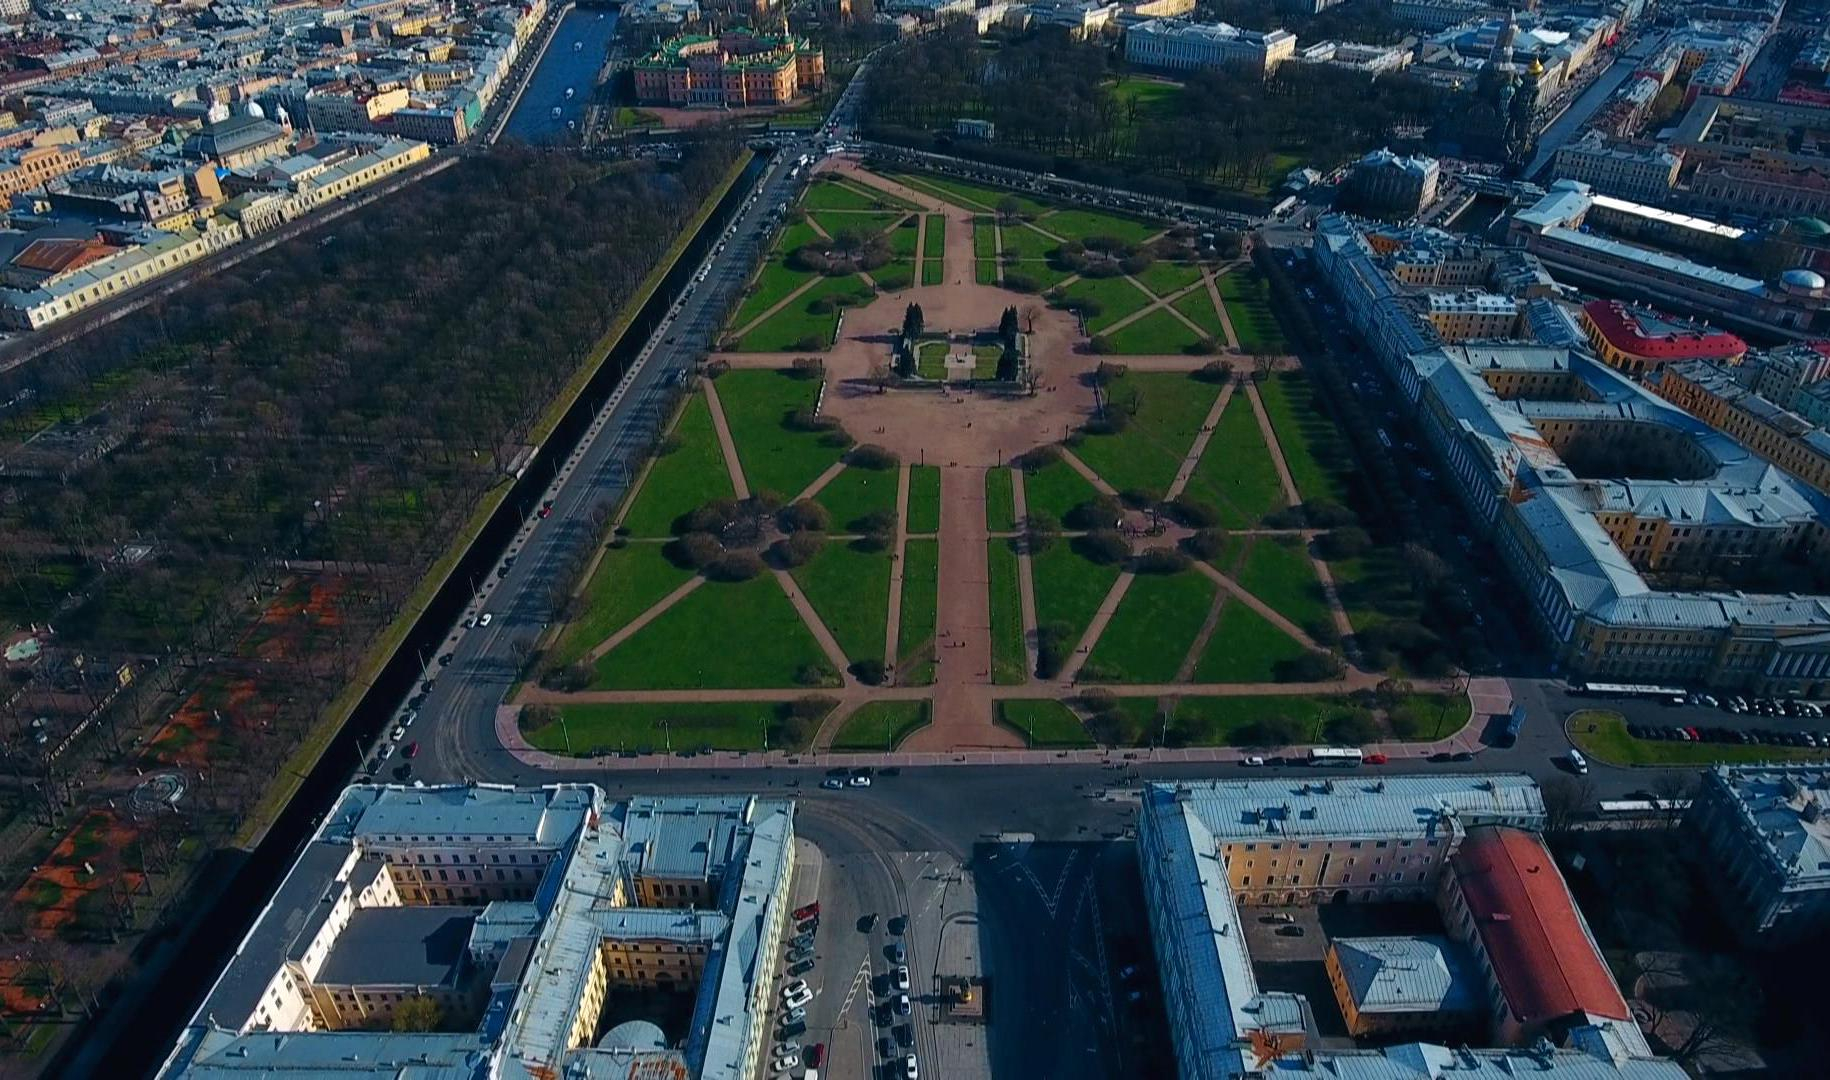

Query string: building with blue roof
1686 764 1830 943
1314 213 1830 693
160 784 796 1080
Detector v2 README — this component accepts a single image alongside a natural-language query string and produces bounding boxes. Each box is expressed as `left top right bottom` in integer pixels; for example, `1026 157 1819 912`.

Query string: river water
502 7 621 144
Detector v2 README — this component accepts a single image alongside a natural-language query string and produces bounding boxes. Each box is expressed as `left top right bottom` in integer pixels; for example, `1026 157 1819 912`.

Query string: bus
1271 195 1299 219
1307 747 1364 767
1494 704 1526 748
1572 682 1686 703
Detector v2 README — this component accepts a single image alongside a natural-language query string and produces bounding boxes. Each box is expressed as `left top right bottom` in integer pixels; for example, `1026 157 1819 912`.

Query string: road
393 63 887 791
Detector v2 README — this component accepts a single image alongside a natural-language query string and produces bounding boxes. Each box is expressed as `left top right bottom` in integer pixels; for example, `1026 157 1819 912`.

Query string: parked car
822 778 844 789
793 902 820 922
895 994 912 1016
858 913 879 933
893 966 910 992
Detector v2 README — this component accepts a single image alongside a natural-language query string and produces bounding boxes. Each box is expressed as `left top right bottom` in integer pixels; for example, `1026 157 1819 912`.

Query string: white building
1552 132 1682 205
1124 19 1298 76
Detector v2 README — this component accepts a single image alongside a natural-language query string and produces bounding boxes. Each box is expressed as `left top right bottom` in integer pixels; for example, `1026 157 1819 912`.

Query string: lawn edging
1566 708 1830 768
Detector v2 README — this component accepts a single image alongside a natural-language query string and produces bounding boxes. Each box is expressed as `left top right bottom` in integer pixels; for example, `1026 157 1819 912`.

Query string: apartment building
1656 359 1830 498
0 142 82 198
1137 777 1682 1080
1123 19 1298 77
1551 132 1681 205
1685 765 1830 944
1427 291 1521 341
1315 213 1830 693
161 784 796 1080
1580 299 1747 377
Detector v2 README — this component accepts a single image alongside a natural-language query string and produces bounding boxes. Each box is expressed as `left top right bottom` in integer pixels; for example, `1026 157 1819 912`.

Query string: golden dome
1527 56 1544 76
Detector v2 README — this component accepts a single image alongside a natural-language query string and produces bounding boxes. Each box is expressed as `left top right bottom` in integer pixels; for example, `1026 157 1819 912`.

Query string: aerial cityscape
0 0 1827 1078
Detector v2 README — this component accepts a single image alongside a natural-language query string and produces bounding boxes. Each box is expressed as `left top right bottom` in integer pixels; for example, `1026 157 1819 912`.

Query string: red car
792 901 821 922
806 1044 826 1068
405 741 419 759
1364 753 1388 765
538 501 553 519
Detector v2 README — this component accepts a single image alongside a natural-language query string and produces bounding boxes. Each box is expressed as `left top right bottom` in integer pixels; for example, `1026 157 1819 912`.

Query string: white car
773 1042 800 1060
904 1053 919 1079
783 985 813 1009
781 978 809 1000
848 775 871 788
893 965 910 992
478 612 493 627
390 726 406 742
1242 755 1266 767
821 778 844 790
771 1056 797 1075
895 993 911 1016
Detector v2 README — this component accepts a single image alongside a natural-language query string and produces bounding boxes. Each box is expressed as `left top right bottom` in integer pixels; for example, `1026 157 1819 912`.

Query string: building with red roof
1581 298 1748 377
1439 827 1632 1047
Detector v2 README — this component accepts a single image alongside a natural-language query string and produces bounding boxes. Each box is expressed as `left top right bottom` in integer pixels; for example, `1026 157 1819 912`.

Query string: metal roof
1330 936 1479 1016
1157 774 1546 844
316 906 477 989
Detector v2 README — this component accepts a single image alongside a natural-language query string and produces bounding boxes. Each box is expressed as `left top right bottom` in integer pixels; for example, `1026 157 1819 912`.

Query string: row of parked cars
1716 695 1826 719
774 902 824 1077
1628 723 1828 748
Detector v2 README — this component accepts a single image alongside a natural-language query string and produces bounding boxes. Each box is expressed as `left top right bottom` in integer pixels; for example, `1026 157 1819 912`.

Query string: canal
502 6 621 144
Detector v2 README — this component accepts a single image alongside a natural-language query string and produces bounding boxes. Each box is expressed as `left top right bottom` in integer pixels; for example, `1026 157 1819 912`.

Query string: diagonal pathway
700 377 750 498
1055 571 1135 684
584 576 706 663
1176 593 1229 683
1164 381 1234 502
773 567 854 682
1204 268 1241 350
1189 559 1321 651
1243 378 1300 507
1056 446 1118 497
1092 276 1210 340
794 458 849 504
726 276 822 343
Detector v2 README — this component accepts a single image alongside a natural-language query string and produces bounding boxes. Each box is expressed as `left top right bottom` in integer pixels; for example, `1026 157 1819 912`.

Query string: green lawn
621 395 735 536
592 574 834 689
997 222 1059 261
1109 76 1185 116
1181 392 1286 528
915 339 948 381
923 214 944 258
973 215 997 258
898 538 938 684
1568 710 1830 766
1074 372 1221 494
1082 570 1215 683
734 273 867 352
997 699 1094 748
1039 207 1159 246
1192 601 1313 683
1257 372 1353 507
804 178 897 212
1106 308 1205 355
922 260 943 286
730 259 815 330
988 540 1027 684
1060 275 1153 335
1134 260 1204 299
1021 458 1104 523
810 210 905 242
523 700 826 755
976 259 998 285
1172 286 1227 341
1000 258 1077 292
834 177 919 209
548 544 694 669
972 344 1001 379
985 468 1017 531
815 465 899 531
792 540 893 667
716 370 847 499
1215 267 1290 353
906 465 941 533
1031 540 1124 650
889 217 921 257
1170 695 1360 748
1236 536 1330 631
831 700 931 751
